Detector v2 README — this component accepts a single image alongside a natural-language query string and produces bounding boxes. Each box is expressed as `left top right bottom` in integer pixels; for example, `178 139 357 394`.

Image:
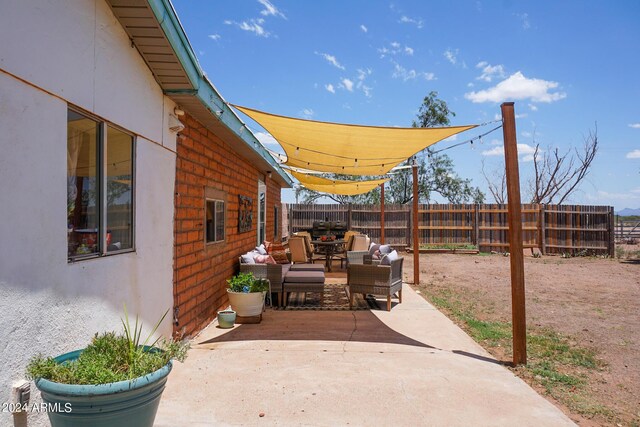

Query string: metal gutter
145 0 294 187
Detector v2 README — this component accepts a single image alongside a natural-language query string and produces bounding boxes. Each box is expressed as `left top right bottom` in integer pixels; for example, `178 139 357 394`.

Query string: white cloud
529 103 538 111
356 68 371 81
629 123 640 129
516 12 531 30
300 108 314 119
399 15 423 28
482 143 538 162
208 34 221 41
587 190 640 201
225 19 270 37
315 52 345 70
465 72 567 103
521 131 532 138
444 48 458 65
626 150 640 159
392 62 435 81
254 131 278 146
258 0 286 19
360 24 368 33
341 78 354 92
325 84 335 94
355 69 373 97
475 61 505 82
378 42 413 58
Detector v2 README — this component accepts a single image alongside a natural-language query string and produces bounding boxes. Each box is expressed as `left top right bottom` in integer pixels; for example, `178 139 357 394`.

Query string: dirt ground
401 249 639 426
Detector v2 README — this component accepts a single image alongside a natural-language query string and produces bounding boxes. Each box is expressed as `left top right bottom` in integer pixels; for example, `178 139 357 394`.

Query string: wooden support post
380 183 385 244
347 203 352 231
412 160 420 286
502 102 527 366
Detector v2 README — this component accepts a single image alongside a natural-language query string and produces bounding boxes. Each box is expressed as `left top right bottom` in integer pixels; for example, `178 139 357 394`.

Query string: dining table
310 239 345 272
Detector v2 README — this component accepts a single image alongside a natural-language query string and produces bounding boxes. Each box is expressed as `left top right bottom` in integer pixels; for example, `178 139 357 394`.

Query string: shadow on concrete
198 310 508 367
198 310 433 349
452 350 510 366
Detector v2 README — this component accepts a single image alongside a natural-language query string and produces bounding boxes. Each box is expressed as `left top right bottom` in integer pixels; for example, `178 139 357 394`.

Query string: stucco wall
0 1 176 425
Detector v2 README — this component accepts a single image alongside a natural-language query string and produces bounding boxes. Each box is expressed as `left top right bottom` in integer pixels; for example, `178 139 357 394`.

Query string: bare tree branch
484 125 599 205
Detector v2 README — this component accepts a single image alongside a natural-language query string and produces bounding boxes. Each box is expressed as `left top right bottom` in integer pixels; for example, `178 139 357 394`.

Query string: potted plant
26 308 188 427
226 272 270 317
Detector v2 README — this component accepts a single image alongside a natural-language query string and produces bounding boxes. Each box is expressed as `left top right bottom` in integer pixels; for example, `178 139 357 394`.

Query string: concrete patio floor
154 284 575 426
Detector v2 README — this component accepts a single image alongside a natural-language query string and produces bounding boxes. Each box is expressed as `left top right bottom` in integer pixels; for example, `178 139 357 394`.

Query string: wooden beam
502 102 527 366
380 183 385 244
412 160 420 286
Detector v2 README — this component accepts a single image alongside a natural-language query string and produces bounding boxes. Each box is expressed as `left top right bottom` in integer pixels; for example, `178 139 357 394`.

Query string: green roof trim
146 0 294 186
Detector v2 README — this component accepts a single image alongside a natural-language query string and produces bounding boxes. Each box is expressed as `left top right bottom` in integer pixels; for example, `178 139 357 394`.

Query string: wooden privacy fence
286 203 615 256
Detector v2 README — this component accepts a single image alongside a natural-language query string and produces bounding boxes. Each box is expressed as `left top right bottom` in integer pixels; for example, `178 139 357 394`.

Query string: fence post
473 204 479 247
406 204 412 248
539 204 546 255
347 203 352 231
608 206 615 256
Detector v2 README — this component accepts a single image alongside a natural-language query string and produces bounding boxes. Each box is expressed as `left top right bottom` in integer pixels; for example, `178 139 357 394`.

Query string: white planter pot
227 290 266 317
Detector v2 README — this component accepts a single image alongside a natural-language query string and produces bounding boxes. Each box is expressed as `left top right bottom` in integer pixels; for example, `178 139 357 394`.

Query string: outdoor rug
277 283 379 311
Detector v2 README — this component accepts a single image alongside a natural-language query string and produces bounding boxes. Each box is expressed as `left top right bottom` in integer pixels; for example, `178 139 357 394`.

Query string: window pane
206 200 215 242
67 110 99 257
215 201 225 241
106 126 134 252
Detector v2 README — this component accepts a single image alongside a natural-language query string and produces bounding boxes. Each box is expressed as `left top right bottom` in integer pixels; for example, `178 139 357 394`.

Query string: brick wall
173 114 282 337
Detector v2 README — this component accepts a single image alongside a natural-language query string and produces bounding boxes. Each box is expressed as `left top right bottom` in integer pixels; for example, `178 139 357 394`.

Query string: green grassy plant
26 308 188 385
227 272 270 293
420 285 610 421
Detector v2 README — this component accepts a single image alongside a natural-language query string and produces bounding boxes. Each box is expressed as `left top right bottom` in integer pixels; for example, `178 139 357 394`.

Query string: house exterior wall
0 1 176 424
174 115 283 337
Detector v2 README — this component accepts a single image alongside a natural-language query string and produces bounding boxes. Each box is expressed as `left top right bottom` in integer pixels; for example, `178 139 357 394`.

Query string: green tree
387 92 485 204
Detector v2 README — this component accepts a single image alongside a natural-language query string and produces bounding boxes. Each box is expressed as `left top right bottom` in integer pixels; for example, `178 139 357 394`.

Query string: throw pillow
368 243 381 256
380 249 399 265
269 242 290 264
256 244 267 255
379 244 392 255
241 252 256 264
254 254 276 264
263 240 272 253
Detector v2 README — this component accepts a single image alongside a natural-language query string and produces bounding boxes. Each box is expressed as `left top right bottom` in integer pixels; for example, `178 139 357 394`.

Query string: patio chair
347 257 404 311
293 233 324 264
288 236 310 263
335 231 358 268
346 234 371 265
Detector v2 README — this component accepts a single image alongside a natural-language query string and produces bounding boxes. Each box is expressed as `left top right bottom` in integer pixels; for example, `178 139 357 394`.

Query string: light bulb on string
354 158 358 168
295 147 300 157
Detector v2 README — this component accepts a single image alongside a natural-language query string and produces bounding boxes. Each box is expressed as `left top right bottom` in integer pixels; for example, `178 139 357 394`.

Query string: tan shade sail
300 180 386 196
234 105 476 175
290 170 388 195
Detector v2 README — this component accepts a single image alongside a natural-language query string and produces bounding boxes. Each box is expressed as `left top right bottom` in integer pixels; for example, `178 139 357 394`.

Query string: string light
354 158 359 168
295 147 300 156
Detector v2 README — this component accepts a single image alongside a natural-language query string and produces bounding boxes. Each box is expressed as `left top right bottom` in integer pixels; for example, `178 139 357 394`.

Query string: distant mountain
617 207 640 216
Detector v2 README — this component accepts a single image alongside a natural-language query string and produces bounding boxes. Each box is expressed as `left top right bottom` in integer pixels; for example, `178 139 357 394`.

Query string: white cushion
379 244 392 255
241 252 256 264
380 249 398 265
256 244 267 255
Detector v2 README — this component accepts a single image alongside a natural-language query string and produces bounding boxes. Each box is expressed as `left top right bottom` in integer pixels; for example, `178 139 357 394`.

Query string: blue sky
172 0 640 211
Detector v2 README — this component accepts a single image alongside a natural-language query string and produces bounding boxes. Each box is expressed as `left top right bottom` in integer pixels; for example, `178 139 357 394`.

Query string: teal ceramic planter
217 310 236 328
34 349 172 427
